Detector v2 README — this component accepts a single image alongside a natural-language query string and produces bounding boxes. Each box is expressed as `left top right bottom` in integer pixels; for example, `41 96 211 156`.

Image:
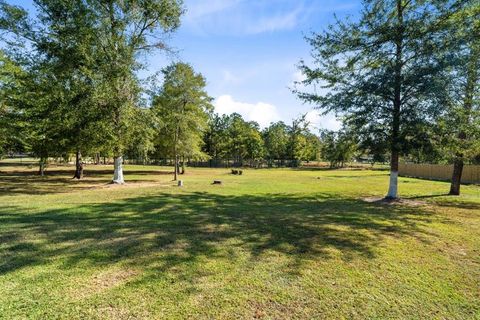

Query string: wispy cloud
246 6 303 34
185 0 243 20
182 0 307 36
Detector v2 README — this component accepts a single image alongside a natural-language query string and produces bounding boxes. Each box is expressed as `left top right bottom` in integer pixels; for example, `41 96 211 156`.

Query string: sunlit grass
0 161 479 319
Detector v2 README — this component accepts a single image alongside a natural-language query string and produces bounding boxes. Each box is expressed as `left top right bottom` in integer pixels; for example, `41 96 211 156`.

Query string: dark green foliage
320 130 357 168
204 113 264 166
152 62 212 160
262 121 289 162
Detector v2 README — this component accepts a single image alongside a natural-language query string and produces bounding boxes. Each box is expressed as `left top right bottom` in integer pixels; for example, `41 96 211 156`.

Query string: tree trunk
449 157 464 195
112 156 125 184
173 154 178 181
386 150 399 199
386 0 403 200
38 157 46 176
73 150 84 179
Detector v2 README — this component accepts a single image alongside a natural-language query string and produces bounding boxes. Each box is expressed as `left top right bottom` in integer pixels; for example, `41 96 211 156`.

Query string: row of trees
203 114 321 168
296 0 479 197
0 0 184 183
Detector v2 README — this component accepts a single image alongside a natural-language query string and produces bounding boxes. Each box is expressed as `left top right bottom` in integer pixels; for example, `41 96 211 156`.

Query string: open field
0 161 479 319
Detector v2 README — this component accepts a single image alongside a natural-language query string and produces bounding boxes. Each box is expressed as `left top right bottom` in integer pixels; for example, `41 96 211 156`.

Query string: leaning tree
296 0 454 199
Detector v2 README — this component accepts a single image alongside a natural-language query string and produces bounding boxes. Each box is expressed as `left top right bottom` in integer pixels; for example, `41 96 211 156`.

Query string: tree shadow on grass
0 169 173 196
0 192 438 278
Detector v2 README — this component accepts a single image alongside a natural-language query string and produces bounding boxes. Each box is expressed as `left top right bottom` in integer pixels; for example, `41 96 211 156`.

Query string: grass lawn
0 161 479 319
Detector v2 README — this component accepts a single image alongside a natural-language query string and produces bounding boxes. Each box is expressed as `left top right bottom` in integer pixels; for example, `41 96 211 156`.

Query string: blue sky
13 0 361 131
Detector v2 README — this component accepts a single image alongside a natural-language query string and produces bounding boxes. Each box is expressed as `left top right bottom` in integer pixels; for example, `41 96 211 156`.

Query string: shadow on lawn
0 192 436 277
0 169 172 195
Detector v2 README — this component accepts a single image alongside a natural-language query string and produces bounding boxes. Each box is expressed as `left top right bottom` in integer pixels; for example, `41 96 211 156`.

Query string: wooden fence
399 163 480 184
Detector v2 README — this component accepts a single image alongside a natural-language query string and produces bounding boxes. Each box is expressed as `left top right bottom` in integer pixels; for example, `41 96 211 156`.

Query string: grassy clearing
0 161 479 319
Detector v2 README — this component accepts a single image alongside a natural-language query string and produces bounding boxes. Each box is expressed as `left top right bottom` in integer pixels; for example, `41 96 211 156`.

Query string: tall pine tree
296 0 453 199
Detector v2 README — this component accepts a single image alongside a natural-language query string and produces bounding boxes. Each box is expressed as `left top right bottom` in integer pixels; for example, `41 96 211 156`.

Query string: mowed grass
0 161 479 319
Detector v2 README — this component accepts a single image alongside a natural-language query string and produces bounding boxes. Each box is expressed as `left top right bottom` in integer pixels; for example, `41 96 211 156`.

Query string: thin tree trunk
174 154 178 181
173 121 180 181
449 157 464 195
38 157 46 176
73 150 84 179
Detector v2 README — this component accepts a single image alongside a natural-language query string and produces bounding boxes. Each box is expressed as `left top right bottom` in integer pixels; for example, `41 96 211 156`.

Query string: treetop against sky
9 0 361 130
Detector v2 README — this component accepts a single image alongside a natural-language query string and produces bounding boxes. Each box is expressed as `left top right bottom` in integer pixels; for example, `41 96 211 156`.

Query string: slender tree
0 51 26 158
263 122 289 166
443 1 480 195
204 113 232 166
152 62 212 180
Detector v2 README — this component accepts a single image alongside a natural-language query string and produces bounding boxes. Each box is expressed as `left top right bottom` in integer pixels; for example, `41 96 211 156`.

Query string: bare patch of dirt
85 181 174 191
362 196 427 207
97 304 148 320
72 268 139 300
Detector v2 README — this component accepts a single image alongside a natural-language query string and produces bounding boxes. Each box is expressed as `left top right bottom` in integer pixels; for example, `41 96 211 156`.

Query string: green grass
0 162 479 319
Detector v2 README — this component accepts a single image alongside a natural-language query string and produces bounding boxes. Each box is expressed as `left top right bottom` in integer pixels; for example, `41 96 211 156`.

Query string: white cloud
305 110 342 132
214 95 281 128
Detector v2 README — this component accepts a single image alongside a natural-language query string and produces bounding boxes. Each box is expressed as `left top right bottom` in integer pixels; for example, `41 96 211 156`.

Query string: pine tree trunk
386 150 399 199
386 0 403 200
449 157 464 195
73 150 84 179
112 156 125 184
